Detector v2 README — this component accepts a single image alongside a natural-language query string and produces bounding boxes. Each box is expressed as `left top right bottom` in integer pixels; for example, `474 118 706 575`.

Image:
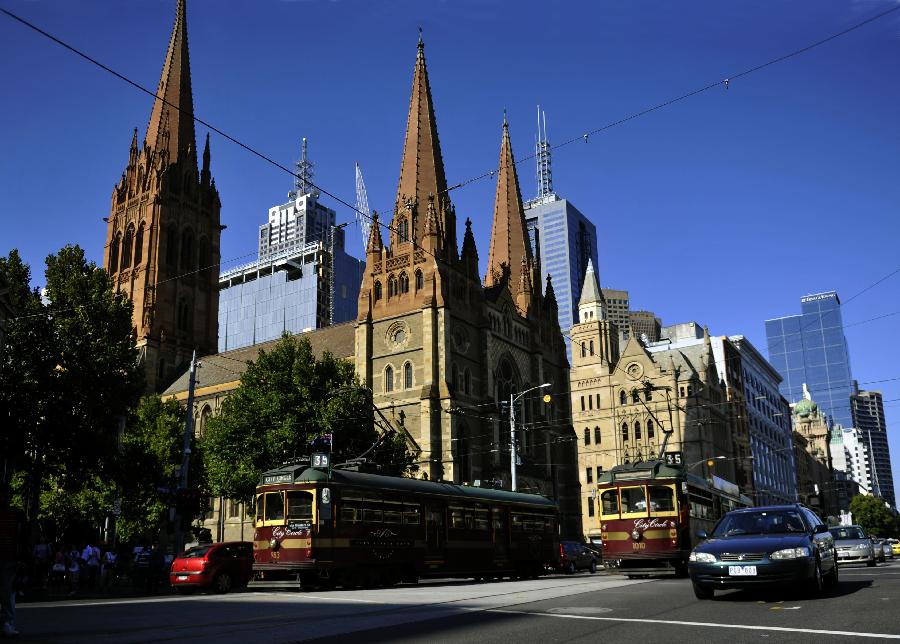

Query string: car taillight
559 544 565 560
200 560 209 573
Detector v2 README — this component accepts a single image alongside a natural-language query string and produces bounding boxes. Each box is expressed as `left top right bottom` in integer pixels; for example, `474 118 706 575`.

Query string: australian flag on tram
308 432 332 449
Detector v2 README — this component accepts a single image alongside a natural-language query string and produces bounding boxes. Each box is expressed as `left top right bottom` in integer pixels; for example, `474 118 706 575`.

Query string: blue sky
2 0 900 498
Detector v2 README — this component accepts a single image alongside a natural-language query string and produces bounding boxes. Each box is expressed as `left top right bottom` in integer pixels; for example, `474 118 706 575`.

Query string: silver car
829 525 876 567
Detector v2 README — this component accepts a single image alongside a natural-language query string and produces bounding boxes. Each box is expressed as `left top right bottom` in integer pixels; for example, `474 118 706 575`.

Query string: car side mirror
696 530 708 540
815 524 828 534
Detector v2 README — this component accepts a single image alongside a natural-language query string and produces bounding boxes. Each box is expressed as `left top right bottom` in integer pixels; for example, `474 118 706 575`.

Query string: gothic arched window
398 217 409 243
134 223 145 267
581 342 586 358
198 405 212 439
594 426 601 444
388 274 398 298
399 272 409 294
647 419 654 439
166 227 178 267
374 281 382 301
180 228 195 271
384 365 394 393
464 369 471 395
621 422 629 442
177 298 191 331
631 389 640 404
619 390 627 406
404 362 413 390
121 225 134 270
634 421 642 440
109 232 121 274
589 340 594 356
415 269 423 291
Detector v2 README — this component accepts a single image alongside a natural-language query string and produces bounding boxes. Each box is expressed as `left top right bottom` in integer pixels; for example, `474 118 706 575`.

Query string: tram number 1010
632 542 646 551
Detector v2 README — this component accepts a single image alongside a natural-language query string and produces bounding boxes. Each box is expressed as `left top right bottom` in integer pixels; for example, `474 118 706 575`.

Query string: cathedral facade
353 39 579 534
103 0 221 393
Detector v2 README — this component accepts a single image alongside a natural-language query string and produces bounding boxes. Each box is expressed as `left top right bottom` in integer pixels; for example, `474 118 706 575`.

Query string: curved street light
509 383 551 492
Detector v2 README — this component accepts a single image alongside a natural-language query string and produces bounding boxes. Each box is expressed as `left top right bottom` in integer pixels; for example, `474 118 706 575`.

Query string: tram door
492 507 508 561
425 503 445 556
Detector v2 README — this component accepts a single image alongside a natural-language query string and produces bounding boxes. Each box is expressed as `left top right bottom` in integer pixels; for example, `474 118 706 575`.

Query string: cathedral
117 2 581 538
104 0 221 393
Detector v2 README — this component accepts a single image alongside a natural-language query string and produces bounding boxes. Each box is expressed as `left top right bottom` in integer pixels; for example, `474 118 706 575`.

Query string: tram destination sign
664 451 683 467
263 473 293 485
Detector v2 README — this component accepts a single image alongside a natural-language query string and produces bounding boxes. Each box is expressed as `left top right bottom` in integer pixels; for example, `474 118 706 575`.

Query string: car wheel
806 559 823 597
214 572 233 594
566 562 576 575
589 560 597 574
692 582 714 600
825 558 839 588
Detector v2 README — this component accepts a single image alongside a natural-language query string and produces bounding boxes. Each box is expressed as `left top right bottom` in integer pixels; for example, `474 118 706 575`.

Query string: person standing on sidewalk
0 488 23 638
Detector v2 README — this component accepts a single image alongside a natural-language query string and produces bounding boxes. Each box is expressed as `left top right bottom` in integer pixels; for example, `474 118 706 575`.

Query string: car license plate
728 565 757 576
177 575 188 581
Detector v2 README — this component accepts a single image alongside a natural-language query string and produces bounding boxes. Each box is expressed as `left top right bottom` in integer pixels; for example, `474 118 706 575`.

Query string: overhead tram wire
5 3 899 284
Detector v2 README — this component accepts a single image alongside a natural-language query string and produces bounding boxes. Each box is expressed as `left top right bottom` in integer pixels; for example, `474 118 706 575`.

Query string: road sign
664 451 683 467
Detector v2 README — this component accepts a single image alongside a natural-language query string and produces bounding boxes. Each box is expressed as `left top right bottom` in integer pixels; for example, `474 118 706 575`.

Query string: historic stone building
569 262 741 539
163 38 580 539
353 38 578 533
104 0 221 392
791 385 834 513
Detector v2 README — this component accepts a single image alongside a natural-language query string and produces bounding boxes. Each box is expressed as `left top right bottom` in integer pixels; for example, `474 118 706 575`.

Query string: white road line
490 609 900 639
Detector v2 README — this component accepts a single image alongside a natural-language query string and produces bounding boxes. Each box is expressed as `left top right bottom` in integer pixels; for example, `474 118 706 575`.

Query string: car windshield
712 510 806 537
830 527 866 540
180 545 212 558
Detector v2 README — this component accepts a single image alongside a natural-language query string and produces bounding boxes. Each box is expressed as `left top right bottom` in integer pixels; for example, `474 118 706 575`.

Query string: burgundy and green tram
252 464 559 588
596 460 750 576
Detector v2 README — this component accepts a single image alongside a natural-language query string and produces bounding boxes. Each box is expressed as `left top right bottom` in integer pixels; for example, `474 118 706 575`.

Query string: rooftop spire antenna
292 137 315 199
534 105 554 203
355 162 371 254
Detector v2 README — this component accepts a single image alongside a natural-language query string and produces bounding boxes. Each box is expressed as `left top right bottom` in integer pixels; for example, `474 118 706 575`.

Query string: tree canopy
850 494 898 538
202 333 414 502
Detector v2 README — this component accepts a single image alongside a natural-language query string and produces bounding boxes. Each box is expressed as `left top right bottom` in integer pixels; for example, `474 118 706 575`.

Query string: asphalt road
16 560 900 643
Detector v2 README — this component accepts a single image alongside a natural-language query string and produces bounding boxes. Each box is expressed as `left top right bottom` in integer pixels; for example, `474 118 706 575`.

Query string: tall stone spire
144 0 197 168
394 36 449 243
577 258 606 323
486 115 532 290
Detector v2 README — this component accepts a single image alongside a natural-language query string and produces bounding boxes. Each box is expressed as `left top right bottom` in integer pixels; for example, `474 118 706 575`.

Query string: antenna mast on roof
535 105 554 202
355 162 372 254
291 137 316 199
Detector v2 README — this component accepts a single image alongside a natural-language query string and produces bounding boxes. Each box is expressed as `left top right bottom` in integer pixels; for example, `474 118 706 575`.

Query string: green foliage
202 333 414 502
850 494 898 538
115 395 192 541
0 246 143 536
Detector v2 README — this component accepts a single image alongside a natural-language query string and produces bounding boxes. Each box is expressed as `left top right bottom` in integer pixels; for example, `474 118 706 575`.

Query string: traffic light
706 459 715 469
542 393 552 404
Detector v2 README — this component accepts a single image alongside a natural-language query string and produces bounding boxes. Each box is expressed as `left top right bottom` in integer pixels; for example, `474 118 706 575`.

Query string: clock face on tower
625 362 644 381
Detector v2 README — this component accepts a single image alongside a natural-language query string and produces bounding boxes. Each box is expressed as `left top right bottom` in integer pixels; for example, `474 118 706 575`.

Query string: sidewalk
17 580 176 603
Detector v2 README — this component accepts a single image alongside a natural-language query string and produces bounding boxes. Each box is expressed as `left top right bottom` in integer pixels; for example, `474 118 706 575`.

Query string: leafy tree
203 333 414 502
0 246 143 535
850 494 898 538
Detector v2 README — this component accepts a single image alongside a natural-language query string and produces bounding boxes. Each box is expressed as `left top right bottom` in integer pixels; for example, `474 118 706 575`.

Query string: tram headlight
631 530 640 541
689 551 716 563
269 538 280 551
769 547 810 560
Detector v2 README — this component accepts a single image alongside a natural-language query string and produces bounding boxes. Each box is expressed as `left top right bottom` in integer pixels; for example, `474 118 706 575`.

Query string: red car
169 541 254 594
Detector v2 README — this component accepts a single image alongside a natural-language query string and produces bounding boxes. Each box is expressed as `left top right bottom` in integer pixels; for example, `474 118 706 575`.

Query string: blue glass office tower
765 291 854 428
525 197 598 345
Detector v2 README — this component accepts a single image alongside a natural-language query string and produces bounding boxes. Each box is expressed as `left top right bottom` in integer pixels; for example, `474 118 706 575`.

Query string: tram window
620 486 647 515
286 491 313 520
339 506 358 523
648 485 675 514
264 492 285 522
362 507 383 523
403 503 421 525
255 495 264 523
601 490 619 516
511 514 523 532
383 500 403 524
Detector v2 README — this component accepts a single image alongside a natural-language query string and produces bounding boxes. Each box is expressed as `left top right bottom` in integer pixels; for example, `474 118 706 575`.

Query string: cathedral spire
201 132 211 187
394 35 449 242
144 0 197 169
485 116 532 291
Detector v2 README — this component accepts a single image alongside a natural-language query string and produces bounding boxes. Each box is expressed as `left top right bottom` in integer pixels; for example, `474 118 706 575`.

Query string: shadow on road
711 579 872 602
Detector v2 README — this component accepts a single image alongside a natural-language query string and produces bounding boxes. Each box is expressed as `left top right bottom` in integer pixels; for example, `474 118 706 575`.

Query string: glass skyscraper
525 196 598 343
765 291 854 428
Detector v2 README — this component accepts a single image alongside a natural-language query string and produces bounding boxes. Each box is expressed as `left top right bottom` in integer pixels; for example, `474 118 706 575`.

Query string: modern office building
523 110 599 348
600 288 630 339
832 425 872 495
217 159 364 352
851 384 896 508
630 310 661 343
717 336 797 504
765 291 854 429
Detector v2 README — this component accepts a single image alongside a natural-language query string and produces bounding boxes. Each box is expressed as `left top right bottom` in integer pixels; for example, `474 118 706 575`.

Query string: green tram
252 464 559 588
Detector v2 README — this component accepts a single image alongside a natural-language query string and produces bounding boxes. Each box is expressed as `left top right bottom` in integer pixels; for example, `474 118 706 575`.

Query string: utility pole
174 350 198 554
509 392 517 492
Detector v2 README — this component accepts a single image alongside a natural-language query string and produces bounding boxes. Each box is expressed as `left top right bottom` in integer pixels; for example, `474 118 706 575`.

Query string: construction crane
355 162 371 255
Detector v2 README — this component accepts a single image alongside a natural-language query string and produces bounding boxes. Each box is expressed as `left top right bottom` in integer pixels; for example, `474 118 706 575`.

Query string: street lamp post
509 383 551 492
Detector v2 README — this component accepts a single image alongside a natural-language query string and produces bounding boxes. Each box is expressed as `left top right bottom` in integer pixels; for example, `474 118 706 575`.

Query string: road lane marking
490 609 900 639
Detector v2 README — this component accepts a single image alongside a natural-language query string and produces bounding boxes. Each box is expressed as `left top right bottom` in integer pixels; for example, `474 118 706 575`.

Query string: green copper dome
793 397 818 418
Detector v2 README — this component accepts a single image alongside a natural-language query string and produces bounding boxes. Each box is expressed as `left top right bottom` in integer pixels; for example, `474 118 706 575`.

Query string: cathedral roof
144 0 197 166
394 37 449 236
578 258 602 306
485 117 532 292
162 322 356 399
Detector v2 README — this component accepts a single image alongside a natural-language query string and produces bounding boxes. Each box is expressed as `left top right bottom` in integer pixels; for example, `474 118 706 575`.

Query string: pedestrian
147 543 165 594
65 547 80 596
82 542 100 589
100 547 118 592
0 488 23 638
132 542 150 589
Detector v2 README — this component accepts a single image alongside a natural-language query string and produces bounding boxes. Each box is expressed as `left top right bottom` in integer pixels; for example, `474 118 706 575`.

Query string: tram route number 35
664 451 683 466
312 453 330 469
